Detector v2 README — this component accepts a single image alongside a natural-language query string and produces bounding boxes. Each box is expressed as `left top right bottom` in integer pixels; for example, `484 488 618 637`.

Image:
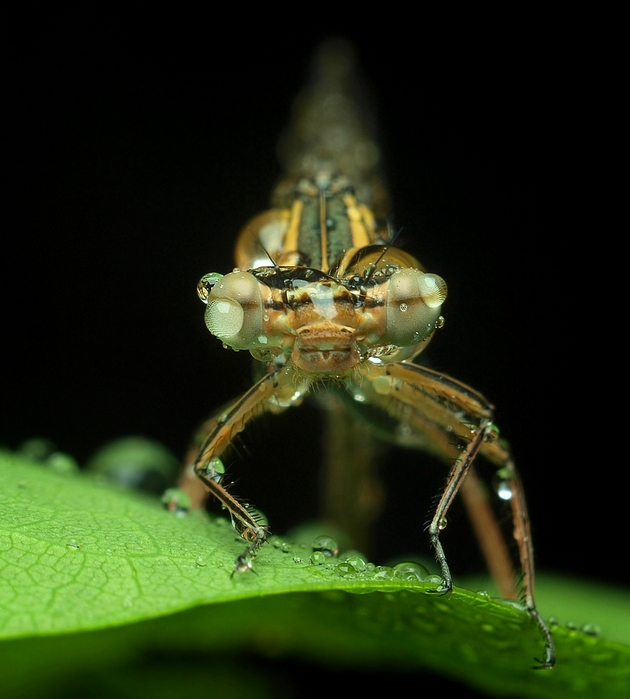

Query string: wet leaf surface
1 453 629 698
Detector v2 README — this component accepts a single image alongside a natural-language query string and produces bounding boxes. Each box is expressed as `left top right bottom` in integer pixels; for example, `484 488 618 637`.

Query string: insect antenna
365 226 405 275
356 227 405 307
249 230 281 270
363 242 390 282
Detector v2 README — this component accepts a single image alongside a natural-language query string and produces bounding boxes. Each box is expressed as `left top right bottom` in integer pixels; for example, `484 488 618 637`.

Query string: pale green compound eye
385 268 448 348
206 297 245 338
417 273 448 309
204 271 268 350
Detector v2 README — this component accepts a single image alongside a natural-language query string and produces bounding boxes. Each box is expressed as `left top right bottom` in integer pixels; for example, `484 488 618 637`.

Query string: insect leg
458 466 517 600
502 456 555 668
179 409 233 511
351 361 555 666
427 421 489 594
352 362 513 588
356 363 518 590
191 367 310 573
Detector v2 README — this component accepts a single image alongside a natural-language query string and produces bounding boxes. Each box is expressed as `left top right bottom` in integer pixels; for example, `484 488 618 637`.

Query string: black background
3 22 621 690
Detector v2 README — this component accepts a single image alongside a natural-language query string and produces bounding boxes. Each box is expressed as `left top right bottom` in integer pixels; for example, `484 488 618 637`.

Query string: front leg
193 366 311 573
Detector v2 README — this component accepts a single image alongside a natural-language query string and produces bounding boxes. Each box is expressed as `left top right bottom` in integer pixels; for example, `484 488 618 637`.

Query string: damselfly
180 39 554 668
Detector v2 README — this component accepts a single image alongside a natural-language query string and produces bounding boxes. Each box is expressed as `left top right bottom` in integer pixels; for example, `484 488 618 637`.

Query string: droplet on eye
197 272 224 304
206 298 245 338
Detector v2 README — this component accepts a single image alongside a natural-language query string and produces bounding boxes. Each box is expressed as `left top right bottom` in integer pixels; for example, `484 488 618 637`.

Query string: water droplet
424 574 444 587
581 623 600 636
233 552 254 574
197 272 223 303
399 302 408 312
393 561 429 582
47 452 80 475
293 555 303 564
496 480 513 501
200 457 225 484
18 437 56 462
86 437 178 494
372 375 392 396
339 551 367 572
66 539 81 551
438 516 448 531
311 535 338 557
161 488 191 516
371 565 394 580
196 557 207 568
397 423 412 439
484 422 500 442
270 536 291 553
310 551 327 565
336 562 358 577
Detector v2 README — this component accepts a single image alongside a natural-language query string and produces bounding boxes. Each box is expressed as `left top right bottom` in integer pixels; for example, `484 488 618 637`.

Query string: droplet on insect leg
483 422 500 443
200 457 225 484
496 480 513 501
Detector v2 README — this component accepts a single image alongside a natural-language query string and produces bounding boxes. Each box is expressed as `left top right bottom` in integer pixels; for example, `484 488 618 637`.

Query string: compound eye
386 268 448 347
203 271 265 349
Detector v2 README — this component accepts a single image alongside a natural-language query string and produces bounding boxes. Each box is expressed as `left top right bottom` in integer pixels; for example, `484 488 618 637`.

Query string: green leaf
1 452 629 698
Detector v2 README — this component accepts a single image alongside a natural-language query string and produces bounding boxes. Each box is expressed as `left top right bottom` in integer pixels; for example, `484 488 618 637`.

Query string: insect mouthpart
292 323 361 374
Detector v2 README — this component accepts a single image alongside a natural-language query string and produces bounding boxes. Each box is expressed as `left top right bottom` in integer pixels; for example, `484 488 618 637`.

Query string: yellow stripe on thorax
343 193 375 248
319 190 329 272
284 199 303 254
